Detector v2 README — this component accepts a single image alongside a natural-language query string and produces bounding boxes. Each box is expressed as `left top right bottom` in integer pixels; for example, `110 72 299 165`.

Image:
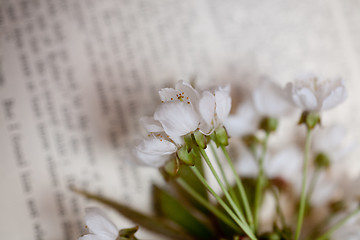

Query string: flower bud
314 152 330 169
259 117 278 133
299 111 321 129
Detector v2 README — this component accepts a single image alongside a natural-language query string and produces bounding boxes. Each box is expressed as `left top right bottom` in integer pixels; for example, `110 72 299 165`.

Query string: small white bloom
285 74 347 111
135 134 177 167
79 207 118 240
312 124 355 164
158 80 200 106
224 100 259 137
154 101 200 137
252 79 292 117
199 85 231 134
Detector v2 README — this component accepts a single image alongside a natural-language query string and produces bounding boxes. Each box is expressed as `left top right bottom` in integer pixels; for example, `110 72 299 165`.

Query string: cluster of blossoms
134 80 231 170
79 74 359 240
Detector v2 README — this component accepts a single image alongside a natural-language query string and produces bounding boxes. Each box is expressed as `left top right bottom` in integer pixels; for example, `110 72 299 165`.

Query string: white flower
312 124 355 164
158 80 200 106
199 85 232 134
135 134 177 167
79 207 118 240
154 101 200 137
252 79 292 117
236 145 302 186
224 100 259 137
285 74 347 111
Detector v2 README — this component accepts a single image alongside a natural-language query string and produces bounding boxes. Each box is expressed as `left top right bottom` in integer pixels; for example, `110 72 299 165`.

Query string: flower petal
79 234 104 240
84 208 118 239
224 101 258 136
140 117 163 133
175 80 200 105
198 91 215 134
253 79 292 117
154 102 199 137
215 85 231 122
321 81 348 110
292 87 318 110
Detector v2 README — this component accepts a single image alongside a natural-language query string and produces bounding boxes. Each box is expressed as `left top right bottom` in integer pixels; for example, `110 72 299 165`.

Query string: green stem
190 166 257 240
271 187 286 228
295 128 312 240
199 148 247 225
253 132 270 232
176 178 241 233
306 166 320 204
221 145 255 230
315 207 360 240
210 143 242 214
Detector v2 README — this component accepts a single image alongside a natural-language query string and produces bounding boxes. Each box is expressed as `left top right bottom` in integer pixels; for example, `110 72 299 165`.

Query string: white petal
321 83 347 110
292 87 318 110
175 80 200 105
253 79 292 117
139 138 177 155
154 102 199 136
224 101 258 137
79 234 105 240
215 86 231 122
84 208 118 239
198 91 215 134
158 88 180 102
140 117 163 133
135 149 170 167
313 125 346 153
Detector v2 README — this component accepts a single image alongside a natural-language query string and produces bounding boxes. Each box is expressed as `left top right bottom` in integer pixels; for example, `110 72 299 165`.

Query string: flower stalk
253 132 270 232
295 128 313 240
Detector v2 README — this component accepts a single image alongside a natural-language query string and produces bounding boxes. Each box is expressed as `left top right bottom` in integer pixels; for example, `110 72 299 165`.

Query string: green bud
242 134 259 149
259 117 278 133
177 146 195 165
314 152 330 169
299 111 321 129
193 130 207 149
215 127 229 146
163 158 180 177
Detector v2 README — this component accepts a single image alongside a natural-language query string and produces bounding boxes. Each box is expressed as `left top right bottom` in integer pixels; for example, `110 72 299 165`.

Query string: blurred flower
199 85 231 134
312 124 355 164
79 207 118 240
252 79 293 117
134 134 177 167
285 74 347 111
224 100 258 137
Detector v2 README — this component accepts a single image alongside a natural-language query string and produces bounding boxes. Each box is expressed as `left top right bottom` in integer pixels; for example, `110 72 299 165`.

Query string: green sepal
193 130 207 149
184 134 194 151
117 226 139 240
177 146 195 166
299 111 321 129
164 158 180 177
314 152 330 169
215 127 229 146
259 117 278 133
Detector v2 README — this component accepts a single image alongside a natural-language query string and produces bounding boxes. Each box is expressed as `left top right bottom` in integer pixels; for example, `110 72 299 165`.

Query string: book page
0 1 226 239
2 0 360 240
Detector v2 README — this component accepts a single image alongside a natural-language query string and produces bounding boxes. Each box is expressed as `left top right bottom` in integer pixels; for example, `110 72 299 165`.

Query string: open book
1 1 360 239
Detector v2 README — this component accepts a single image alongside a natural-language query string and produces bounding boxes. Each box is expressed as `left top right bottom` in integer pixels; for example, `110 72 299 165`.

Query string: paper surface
1 0 360 239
